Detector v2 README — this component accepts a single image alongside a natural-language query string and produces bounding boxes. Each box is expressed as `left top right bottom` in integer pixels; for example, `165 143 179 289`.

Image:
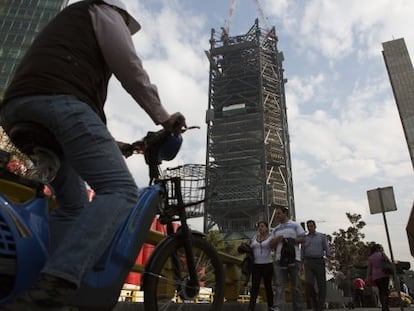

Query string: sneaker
0 274 76 311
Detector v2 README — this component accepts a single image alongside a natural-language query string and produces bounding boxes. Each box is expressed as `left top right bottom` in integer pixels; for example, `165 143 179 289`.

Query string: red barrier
124 218 179 286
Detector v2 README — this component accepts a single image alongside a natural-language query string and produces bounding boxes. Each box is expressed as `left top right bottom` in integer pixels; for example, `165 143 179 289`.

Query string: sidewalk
113 302 414 310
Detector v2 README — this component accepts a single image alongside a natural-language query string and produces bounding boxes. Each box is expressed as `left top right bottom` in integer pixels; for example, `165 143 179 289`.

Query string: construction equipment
222 0 272 38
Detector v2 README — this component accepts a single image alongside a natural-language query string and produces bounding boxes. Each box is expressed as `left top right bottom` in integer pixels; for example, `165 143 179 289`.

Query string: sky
69 0 414 268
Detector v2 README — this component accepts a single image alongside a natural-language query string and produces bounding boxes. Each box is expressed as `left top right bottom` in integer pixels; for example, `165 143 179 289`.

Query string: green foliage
205 230 243 258
327 213 374 277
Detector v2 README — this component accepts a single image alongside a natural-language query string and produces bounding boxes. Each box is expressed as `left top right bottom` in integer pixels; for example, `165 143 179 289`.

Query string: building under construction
204 19 294 236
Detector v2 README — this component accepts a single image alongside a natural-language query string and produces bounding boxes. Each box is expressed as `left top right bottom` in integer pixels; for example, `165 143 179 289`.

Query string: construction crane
222 0 237 37
222 0 272 37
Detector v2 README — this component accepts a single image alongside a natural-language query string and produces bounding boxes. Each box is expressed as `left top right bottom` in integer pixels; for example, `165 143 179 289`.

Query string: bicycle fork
168 181 200 299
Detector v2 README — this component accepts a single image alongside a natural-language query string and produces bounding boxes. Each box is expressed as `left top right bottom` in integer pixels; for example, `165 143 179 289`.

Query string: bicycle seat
8 122 62 158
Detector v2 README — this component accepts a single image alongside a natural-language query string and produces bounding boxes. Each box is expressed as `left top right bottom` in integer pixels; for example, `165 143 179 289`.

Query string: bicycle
0 123 224 310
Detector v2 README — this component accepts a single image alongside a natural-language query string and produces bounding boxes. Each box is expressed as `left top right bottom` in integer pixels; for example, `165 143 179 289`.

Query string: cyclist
0 0 186 310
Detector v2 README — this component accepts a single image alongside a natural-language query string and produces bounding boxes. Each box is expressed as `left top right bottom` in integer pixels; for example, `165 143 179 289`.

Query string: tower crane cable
223 0 237 36
253 0 272 32
222 0 272 37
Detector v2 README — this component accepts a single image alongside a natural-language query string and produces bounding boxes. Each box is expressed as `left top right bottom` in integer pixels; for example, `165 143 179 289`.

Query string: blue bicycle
0 124 224 310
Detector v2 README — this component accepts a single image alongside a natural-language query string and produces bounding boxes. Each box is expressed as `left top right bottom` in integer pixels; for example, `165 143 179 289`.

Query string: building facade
204 20 294 236
382 38 414 170
0 0 68 99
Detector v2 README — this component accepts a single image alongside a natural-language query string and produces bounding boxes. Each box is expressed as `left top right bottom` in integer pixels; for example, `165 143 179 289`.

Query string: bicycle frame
152 177 200 288
0 168 160 309
0 171 206 309
0 172 49 304
0 126 215 309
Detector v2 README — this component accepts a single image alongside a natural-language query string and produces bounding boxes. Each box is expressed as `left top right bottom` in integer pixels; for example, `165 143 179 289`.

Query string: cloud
265 0 414 62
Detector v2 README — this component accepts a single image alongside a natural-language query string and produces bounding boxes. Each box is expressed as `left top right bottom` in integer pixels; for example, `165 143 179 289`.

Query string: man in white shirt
271 206 306 311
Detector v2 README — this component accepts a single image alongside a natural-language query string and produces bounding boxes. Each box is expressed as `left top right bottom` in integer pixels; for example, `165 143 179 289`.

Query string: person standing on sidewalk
301 220 331 311
352 277 366 307
367 244 390 311
248 220 274 311
270 206 306 311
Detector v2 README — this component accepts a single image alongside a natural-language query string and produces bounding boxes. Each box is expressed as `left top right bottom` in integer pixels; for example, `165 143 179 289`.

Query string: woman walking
249 221 274 311
367 244 391 311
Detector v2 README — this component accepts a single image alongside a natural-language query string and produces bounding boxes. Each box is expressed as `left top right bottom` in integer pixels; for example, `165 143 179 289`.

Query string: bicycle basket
162 164 205 215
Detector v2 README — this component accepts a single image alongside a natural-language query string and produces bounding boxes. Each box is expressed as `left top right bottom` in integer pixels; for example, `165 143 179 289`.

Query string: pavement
113 302 414 311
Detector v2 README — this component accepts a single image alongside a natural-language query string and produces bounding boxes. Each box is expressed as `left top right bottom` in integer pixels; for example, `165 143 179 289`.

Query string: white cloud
265 0 414 62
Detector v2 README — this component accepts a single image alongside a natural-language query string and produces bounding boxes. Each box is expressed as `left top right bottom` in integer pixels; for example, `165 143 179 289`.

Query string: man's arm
89 4 169 125
295 222 306 244
322 233 331 257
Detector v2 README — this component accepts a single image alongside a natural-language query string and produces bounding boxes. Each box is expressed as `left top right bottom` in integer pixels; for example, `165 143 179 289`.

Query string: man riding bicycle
0 0 186 310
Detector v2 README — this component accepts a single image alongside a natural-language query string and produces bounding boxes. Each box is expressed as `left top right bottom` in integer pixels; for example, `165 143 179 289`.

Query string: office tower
382 38 414 170
0 0 68 99
204 19 294 236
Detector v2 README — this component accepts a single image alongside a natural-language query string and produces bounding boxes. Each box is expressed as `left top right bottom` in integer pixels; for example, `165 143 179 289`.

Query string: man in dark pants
0 0 185 310
301 220 331 311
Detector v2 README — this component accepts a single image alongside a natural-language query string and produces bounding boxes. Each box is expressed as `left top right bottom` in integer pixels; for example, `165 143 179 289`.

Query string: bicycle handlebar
118 126 199 182
119 126 199 158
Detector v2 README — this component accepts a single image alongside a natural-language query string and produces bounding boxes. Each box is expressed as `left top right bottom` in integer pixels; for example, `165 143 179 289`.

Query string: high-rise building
382 38 414 170
0 0 68 99
204 20 294 236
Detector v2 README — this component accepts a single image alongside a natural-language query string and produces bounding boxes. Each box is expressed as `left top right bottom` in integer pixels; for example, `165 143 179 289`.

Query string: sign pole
378 188 403 311
379 189 394 262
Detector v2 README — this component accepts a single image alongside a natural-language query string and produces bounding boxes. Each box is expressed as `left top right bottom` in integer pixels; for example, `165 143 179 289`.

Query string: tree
325 213 376 297
327 213 374 277
206 230 241 257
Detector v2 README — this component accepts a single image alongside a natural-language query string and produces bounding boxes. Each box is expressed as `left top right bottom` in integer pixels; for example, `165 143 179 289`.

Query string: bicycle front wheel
144 234 224 310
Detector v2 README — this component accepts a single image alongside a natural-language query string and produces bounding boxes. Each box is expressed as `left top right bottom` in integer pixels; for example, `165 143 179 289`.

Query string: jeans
274 260 303 311
304 258 326 311
375 277 390 311
249 263 274 310
0 95 138 287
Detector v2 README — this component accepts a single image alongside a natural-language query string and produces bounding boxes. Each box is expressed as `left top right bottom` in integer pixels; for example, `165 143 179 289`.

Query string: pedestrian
301 220 331 311
0 0 186 310
371 280 381 308
270 206 306 311
366 244 390 311
352 277 365 308
248 220 274 311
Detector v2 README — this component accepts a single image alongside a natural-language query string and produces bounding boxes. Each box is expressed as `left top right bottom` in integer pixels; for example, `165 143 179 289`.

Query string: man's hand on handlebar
117 141 134 158
118 113 191 159
161 112 187 135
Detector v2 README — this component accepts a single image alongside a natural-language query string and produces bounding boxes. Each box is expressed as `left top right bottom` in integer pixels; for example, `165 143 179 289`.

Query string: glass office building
382 38 414 170
0 0 68 100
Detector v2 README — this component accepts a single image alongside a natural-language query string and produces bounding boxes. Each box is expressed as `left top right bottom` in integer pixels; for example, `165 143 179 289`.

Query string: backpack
240 255 253 276
237 241 254 285
237 242 252 255
280 237 296 267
